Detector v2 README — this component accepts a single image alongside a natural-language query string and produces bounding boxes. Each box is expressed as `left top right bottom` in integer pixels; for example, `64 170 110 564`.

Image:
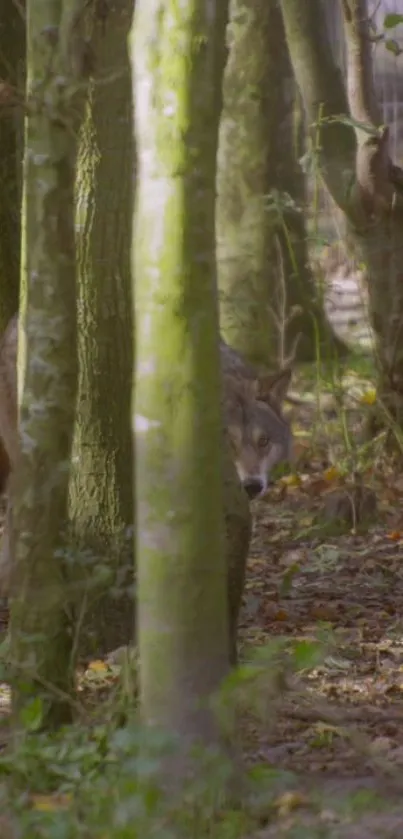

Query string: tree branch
341 0 381 127
280 0 403 224
340 0 396 218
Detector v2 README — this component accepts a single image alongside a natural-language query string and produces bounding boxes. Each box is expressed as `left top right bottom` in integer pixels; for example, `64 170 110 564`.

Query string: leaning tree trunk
217 0 342 368
10 0 88 728
280 0 403 427
132 0 247 758
69 1 135 659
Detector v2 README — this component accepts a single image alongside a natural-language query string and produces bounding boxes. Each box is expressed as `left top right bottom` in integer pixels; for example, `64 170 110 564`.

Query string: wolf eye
258 434 270 449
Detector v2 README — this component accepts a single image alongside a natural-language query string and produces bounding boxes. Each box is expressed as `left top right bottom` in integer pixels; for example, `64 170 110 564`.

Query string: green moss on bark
217 0 343 367
132 0 232 747
10 0 88 728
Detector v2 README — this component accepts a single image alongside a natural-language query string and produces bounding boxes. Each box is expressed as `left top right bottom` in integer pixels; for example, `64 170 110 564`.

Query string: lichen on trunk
216 0 276 366
217 0 340 368
10 0 89 728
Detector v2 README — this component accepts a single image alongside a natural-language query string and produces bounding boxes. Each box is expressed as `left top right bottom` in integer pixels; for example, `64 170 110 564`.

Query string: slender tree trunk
266 8 345 363
0 1 25 492
217 0 342 368
0 0 24 331
69 1 135 659
10 0 88 728
216 0 276 366
132 0 231 753
280 0 403 429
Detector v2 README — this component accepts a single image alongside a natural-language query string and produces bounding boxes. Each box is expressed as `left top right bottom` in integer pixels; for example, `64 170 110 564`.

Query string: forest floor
236 356 403 837
3 355 403 836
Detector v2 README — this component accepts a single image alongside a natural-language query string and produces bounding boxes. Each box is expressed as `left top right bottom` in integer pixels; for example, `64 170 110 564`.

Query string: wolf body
0 313 18 596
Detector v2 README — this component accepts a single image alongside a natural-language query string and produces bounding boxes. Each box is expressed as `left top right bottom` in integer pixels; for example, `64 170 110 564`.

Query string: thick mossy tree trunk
69 1 135 659
0 0 24 331
280 0 403 424
132 0 235 748
10 0 88 728
217 0 341 368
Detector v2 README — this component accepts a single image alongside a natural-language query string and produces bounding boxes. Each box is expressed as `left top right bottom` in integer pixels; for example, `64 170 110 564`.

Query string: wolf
0 313 18 596
220 339 293 499
0 317 293 595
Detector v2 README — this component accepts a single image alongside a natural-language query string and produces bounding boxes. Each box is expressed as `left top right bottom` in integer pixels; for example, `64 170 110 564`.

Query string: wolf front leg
223 438 252 667
0 314 19 600
0 486 12 599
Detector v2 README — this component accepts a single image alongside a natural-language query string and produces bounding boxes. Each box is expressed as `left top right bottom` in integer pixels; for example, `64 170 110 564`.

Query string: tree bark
217 0 343 368
132 0 232 751
216 0 276 366
0 1 25 493
10 0 89 728
69 1 135 659
280 0 403 425
0 0 24 331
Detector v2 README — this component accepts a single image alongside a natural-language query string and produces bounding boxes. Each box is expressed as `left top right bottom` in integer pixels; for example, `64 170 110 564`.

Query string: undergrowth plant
0 634 331 837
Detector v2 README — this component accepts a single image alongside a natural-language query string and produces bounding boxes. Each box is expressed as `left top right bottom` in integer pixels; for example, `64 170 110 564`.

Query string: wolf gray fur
220 339 293 499
0 313 18 596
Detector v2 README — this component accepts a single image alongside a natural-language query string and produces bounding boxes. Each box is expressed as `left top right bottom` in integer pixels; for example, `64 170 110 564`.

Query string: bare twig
268 233 302 369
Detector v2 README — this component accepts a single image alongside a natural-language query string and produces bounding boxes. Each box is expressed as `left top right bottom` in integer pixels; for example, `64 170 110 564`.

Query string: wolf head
223 367 293 500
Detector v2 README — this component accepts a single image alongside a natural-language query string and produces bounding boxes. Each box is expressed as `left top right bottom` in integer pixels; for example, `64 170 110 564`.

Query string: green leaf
20 696 44 732
385 39 402 56
292 639 324 671
383 13 403 30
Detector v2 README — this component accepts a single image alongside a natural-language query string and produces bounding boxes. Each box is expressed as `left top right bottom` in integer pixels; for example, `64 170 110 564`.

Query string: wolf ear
255 368 292 405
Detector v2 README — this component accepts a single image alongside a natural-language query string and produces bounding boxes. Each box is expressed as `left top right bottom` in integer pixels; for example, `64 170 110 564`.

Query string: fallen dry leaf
305 478 329 497
31 793 72 812
87 659 109 674
323 466 341 482
280 473 302 489
274 790 309 817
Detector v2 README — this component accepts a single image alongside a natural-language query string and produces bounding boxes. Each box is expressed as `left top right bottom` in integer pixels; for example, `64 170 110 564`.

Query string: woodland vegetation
1 0 403 836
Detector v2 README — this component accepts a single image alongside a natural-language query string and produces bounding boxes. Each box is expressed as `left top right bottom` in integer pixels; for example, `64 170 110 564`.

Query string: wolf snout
243 478 265 500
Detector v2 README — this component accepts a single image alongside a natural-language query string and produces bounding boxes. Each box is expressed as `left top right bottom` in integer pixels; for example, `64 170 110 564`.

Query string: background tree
132 0 244 753
69 0 249 667
280 0 403 427
0 0 26 491
10 0 89 728
217 0 342 368
0 0 24 331
68 0 135 658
